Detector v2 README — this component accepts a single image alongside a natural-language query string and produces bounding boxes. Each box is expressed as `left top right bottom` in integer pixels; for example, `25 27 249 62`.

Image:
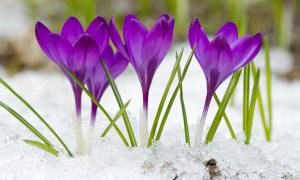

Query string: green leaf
24 140 58 156
60 62 130 147
250 62 270 141
243 65 250 132
205 70 242 144
245 69 260 144
101 60 137 147
264 37 273 140
155 46 195 141
177 61 190 145
213 94 236 140
0 101 52 146
147 47 185 147
101 100 131 137
0 78 73 157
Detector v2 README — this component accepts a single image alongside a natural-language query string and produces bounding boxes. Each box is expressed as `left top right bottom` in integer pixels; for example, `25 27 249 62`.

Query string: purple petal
123 14 139 41
234 33 262 70
35 22 55 60
61 17 84 45
86 16 109 54
124 19 147 70
188 18 209 66
101 45 115 68
141 17 169 65
156 17 174 63
231 33 263 71
47 33 72 66
68 34 100 72
109 17 130 60
87 45 128 103
86 61 107 101
216 22 238 45
202 35 232 91
110 50 129 79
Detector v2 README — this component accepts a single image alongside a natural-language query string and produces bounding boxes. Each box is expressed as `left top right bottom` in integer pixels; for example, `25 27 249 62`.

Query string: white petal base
194 116 205 146
71 112 85 155
139 107 148 146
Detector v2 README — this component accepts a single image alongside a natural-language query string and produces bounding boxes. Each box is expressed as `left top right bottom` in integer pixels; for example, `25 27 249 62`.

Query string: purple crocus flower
109 14 174 145
109 14 174 114
35 16 109 119
189 18 262 145
87 45 128 125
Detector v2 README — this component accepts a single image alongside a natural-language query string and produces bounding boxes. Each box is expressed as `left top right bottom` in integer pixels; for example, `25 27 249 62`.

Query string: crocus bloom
109 14 174 145
189 18 262 145
87 45 128 126
35 16 109 154
35 16 109 118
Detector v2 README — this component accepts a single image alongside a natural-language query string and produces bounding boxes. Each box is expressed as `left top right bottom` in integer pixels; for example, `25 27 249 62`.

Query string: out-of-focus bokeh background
0 0 299 78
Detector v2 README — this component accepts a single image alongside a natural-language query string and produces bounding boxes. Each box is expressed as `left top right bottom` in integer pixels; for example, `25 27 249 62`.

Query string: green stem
0 78 73 157
147 47 184 147
0 101 52 147
213 94 236 140
177 64 190 145
243 65 250 133
250 62 270 141
264 37 272 141
155 47 195 141
101 60 137 147
205 70 241 144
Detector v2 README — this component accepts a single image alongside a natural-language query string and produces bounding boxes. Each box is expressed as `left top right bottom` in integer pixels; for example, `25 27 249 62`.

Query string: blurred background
0 0 299 79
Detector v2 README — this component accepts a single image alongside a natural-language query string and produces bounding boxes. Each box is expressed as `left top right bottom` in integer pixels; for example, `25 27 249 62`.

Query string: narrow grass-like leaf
0 101 52 146
155 47 195 141
101 100 131 137
0 78 73 157
24 139 59 156
60 63 130 147
245 69 260 144
101 60 137 147
177 62 190 145
250 62 270 141
213 94 236 140
205 70 242 144
264 37 272 140
243 65 250 132
147 47 185 147
230 86 236 106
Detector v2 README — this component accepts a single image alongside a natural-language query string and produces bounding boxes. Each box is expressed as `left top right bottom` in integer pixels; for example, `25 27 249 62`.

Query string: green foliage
213 94 236 140
177 63 190 145
245 69 260 144
205 70 242 144
24 140 59 156
101 60 137 147
155 47 195 141
147 47 185 147
0 78 73 157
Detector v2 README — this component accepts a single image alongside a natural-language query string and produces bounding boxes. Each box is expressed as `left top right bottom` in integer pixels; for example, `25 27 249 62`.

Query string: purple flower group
36 17 130 126
35 15 262 148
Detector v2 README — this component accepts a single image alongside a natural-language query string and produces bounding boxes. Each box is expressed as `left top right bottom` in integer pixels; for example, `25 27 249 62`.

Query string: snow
0 44 300 179
0 0 30 38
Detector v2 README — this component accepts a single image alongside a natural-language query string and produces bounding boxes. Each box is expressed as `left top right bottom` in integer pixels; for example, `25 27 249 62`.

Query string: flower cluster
35 14 262 153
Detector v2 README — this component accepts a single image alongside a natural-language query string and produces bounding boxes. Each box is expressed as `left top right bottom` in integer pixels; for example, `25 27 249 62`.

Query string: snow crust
0 45 300 179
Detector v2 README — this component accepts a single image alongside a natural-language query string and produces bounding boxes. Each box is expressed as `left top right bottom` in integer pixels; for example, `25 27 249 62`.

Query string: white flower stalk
72 112 85 155
139 107 148 146
194 116 205 146
85 124 94 154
